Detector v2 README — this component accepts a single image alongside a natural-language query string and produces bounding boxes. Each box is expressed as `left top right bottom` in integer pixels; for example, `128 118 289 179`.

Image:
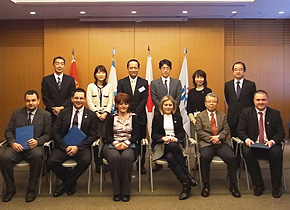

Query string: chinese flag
70 59 79 88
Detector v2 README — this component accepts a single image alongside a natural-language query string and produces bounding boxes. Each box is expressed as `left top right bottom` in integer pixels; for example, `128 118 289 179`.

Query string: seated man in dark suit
196 93 240 198
237 90 285 198
47 88 98 197
1 90 51 202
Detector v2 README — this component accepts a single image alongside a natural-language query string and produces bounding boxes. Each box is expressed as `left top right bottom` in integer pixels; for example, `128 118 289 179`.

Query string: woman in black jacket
151 95 198 200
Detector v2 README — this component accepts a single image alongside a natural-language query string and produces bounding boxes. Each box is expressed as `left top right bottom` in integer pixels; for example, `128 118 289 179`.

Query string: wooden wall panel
0 48 5 139
283 46 290 136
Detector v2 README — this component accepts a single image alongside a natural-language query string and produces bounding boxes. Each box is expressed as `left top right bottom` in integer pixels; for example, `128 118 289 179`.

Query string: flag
179 51 190 136
145 54 154 138
108 51 117 113
69 58 79 88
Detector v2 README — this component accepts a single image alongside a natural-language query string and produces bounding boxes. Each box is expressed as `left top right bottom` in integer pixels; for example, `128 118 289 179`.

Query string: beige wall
0 19 289 139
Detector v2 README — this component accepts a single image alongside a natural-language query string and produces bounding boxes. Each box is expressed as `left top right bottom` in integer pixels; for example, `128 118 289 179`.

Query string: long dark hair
94 65 108 86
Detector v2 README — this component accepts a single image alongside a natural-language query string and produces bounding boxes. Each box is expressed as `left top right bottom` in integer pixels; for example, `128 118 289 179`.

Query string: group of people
0 56 285 204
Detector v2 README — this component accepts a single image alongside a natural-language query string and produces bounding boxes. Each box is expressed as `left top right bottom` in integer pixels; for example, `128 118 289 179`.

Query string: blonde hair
159 95 176 115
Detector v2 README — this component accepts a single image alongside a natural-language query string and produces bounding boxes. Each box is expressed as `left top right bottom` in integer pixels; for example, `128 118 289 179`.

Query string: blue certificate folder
63 126 87 146
16 125 34 150
251 143 270 150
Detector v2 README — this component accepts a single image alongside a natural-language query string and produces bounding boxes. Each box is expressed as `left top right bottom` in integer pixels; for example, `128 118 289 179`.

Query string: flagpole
72 48 75 61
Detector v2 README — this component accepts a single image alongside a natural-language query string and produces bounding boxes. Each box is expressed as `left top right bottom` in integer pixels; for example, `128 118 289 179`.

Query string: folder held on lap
63 125 87 146
16 125 34 150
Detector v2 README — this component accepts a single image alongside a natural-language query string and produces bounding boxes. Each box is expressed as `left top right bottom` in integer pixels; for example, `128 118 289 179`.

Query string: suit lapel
51 74 59 90
158 78 167 96
80 108 89 131
20 108 29 126
125 77 134 96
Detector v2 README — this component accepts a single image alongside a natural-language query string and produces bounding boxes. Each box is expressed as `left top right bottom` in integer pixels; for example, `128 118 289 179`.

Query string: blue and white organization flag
108 50 118 113
179 52 190 136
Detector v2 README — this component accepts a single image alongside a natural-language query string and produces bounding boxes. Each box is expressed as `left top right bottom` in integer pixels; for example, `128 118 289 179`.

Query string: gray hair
205 93 219 102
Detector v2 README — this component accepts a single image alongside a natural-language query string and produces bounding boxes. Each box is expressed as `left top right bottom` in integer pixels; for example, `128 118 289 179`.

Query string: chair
193 134 240 190
148 137 194 192
232 137 287 190
98 138 145 193
0 140 52 195
48 140 95 194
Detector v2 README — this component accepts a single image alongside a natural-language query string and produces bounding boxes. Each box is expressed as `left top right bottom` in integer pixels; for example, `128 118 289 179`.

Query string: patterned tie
236 81 241 99
164 79 168 94
28 112 32 125
57 77 61 89
258 112 264 143
73 110 79 127
210 113 218 136
131 80 135 95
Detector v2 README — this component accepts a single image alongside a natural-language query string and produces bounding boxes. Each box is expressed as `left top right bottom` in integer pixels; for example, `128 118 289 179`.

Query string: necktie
258 112 264 143
236 81 241 99
57 77 61 89
73 110 79 127
210 113 218 136
131 80 135 94
28 112 32 125
164 80 168 94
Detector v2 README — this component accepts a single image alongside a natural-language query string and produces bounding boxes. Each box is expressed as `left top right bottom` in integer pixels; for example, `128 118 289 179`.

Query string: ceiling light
30 11 36 15
182 11 188 14
231 11 238 14
279 11 285 14
80 11 86 15
131 11 137 14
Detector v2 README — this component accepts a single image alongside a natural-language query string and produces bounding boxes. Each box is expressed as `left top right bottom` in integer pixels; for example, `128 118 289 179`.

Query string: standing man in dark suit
224 61 256 138
41 56 76 124
117 59 148 174
1 90 51 202
151 59 182 172
47 88 98 197
237 90 285 198
196 93 240 198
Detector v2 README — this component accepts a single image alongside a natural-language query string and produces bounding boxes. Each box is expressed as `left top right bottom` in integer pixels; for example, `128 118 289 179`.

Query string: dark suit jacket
117 76 148 125
151 77 182 112
224 79 256 125
5 107 52 146
41 74 76 113
104 114 139 144
237 107 285 144
52 107 98 151
151 112 185 148
195 110 230 149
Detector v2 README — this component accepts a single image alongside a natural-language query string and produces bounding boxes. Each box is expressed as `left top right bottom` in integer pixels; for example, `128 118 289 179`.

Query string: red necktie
210 113 218 136
258 112 264 143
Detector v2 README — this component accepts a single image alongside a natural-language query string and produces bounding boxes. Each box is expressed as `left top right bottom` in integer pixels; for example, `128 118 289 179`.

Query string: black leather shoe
152 164 163 172
122 195 130 202
229 183 241 198
67 185 76 196
201 183 210 197
113 194 121 202
272 188 282 198
26 190 37 202
254 185 265 196
53 183 68 197
2 191 16 202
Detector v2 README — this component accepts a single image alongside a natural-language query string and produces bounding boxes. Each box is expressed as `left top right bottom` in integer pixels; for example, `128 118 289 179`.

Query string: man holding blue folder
1 90 51 202
48 88 98 197
237 90 285 198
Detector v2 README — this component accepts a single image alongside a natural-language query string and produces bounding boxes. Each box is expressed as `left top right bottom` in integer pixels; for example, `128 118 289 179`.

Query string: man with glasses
47 88 98 197
196 93 240 198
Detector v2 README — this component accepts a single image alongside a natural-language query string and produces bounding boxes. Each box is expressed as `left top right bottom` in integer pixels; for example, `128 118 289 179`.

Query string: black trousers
102 144 135 195
163 142 186 169
200 143 237 184
243 144 283 189
0 146 44 192
47 147 91 187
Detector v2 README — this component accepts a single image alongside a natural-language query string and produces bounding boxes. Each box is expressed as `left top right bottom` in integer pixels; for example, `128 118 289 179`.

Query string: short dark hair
192 69 208 88
114 93 131 112
53 56 65 65
24 90 39 99
254 89 268 98
159 59 172 69
127 59 140 69
232 61 246 72
94 65 108 86
72 88 86 98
